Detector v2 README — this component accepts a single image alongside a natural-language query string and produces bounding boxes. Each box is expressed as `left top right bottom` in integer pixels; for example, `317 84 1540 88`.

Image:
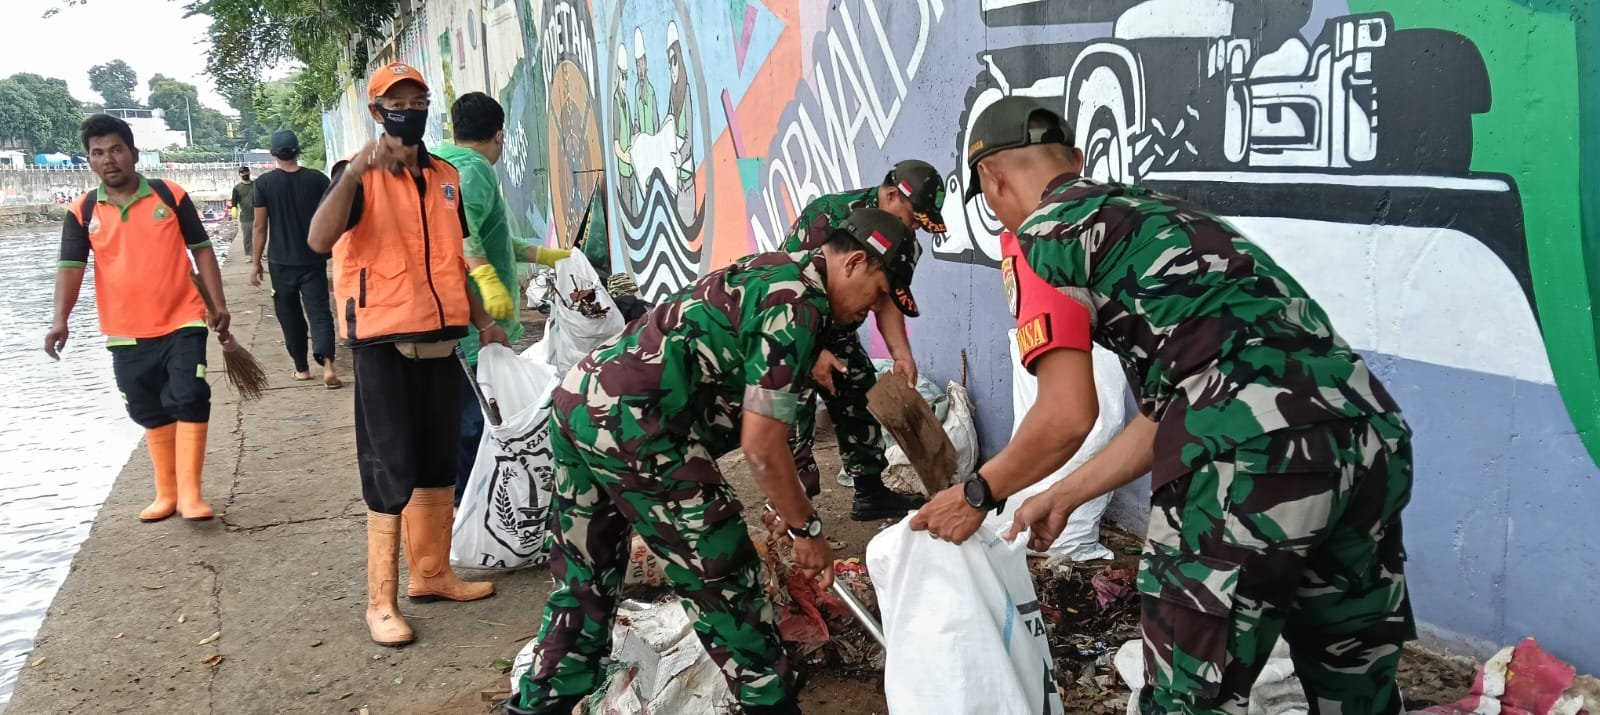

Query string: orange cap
367 63 430 101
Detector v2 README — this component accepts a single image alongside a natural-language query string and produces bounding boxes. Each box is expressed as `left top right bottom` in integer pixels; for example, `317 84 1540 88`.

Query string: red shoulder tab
1001 230 1092 371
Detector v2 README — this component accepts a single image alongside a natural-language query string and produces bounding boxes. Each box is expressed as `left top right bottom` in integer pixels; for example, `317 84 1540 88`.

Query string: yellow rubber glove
531 246 573 268
468 264 515 321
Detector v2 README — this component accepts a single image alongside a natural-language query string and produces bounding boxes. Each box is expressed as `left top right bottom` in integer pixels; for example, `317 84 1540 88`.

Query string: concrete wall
324 0 1600 671
0 166 250 205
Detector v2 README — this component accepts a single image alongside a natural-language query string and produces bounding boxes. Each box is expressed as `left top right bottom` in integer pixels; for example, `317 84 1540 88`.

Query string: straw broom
190 272 268 401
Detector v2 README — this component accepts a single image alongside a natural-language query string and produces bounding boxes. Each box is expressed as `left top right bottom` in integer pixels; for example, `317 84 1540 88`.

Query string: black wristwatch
787 513 824 540
963 472 1006 513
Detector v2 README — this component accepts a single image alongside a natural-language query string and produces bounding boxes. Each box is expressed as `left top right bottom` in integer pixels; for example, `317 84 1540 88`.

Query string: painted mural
324 0 1599 674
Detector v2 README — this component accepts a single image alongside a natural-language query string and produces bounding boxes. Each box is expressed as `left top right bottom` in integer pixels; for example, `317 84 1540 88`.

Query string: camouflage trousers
789 326 886 496
513 419 794 709
1138 412 1416 715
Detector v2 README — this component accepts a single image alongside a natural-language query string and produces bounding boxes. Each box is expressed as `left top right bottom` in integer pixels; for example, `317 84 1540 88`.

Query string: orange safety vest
331 152 470 346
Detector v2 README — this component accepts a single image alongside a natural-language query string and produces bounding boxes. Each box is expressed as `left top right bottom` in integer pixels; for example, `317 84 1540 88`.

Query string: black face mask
380 108 428 146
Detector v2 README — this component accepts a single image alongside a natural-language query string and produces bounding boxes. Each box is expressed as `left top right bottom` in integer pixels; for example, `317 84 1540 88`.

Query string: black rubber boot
850 481 926 521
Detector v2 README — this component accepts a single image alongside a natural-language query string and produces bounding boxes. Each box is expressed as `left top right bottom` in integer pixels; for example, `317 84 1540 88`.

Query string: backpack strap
76 192 96 227
147 178 179 212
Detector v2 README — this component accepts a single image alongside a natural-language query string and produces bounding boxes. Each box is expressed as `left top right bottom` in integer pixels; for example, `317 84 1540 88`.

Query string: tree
186 0 397 106
254 71 327 168
88 59 139 108
148 74 233 149
0 79 46 152
11 74 85 153
226 85 262 149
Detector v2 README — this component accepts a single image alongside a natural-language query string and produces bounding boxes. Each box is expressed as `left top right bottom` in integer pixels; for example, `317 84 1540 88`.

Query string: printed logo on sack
472 412 556 568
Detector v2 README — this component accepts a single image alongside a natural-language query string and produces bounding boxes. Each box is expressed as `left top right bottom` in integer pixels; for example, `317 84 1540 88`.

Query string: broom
190 272 269 401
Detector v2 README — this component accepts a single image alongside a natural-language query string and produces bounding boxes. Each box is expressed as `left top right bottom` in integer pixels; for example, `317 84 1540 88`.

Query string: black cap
838 207 922 317
963 96 1074 201
886 159 947 234
270 130 301 152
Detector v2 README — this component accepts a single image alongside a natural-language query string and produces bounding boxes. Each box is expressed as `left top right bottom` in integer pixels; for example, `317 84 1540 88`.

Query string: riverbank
6 256 884 713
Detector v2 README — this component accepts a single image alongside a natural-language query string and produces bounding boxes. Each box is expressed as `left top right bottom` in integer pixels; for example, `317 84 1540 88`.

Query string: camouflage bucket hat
963 96 1074 201
839 207 921 317
886 159 947 234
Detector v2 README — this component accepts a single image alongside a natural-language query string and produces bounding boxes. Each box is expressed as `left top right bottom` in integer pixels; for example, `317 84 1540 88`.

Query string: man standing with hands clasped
910 97 1415 714
308 63 509 648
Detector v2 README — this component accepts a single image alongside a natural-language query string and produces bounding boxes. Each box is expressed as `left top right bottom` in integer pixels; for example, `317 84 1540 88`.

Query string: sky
0 0 239 111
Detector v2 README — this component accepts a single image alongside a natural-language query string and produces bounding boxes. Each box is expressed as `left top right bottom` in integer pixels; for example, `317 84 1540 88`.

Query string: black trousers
110 327 211 428
353 345 462 514
269 262 336 373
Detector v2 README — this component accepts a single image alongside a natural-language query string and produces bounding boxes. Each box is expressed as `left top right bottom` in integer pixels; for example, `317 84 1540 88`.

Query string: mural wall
325 0 1600 671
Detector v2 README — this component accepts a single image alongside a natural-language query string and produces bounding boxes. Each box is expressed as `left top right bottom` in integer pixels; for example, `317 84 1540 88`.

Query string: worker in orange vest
308 63 510 648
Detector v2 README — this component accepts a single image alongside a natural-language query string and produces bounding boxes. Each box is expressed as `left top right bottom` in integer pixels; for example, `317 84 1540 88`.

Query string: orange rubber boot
402 487 494 602
366 512 415 646
139 425 178 522
175 421 214 520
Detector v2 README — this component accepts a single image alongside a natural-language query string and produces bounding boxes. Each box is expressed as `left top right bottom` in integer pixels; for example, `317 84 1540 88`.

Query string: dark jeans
110 327 211 428
269 262 336 373
239 221 253 259
455 366 486 506
352 346 461 514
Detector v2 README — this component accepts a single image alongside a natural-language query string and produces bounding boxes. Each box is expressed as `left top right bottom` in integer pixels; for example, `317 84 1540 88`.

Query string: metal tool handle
831 580 886 649
456 346 502 427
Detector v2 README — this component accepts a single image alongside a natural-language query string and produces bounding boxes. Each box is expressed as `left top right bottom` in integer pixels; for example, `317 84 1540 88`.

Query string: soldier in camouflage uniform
780 160 946 520
911 97 1414 714
508 209 923 715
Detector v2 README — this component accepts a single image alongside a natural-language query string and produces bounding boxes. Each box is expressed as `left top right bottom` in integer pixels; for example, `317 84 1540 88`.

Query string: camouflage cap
963 96 1074 201
886 159 947 234
838 207 921 317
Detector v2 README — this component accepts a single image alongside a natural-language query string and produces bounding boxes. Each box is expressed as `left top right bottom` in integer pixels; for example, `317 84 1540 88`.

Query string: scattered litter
371 654 382 660
197 631 221 646
310 571 319 576
392 675 403 685
334 692 353 701
177 614 187 624
112 633 124 640
309 640 323 648
1090 565 1136 612
29 657 46 668
142 584 165 590
201 655 224 668
477 619 509 628
1419 638 1588 715
489 657 515 673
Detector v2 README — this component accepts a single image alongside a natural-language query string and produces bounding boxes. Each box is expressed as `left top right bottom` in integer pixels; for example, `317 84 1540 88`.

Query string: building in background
101 108 188 150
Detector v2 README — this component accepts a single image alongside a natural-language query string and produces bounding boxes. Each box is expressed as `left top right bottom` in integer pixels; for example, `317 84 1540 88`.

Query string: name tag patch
1017 314 1051 357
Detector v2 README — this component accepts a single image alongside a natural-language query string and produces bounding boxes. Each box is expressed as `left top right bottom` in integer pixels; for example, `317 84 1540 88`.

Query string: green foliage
185 0 397 107
0 73 84 154
148 74 235 149
87 59 139 108
253 72 328 168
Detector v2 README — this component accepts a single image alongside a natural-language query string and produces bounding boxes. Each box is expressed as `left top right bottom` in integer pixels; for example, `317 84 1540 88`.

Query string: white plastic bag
451 344 561 570
868 521 1064 715
985 331 1129 561
531 253 625 376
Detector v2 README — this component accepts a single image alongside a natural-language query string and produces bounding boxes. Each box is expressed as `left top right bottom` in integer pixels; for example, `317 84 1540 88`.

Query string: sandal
291 371 312 381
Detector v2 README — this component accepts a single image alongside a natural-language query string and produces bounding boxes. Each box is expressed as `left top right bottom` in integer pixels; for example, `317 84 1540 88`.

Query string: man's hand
791 536 835 590
348 136 408 176
891 349 918 387
249 262 264 288
1004 488 1080 553
908 484 986 544
210 308 231 339
479 323 511 347
43 323 68 360
469 264 515 320
810 348 844 395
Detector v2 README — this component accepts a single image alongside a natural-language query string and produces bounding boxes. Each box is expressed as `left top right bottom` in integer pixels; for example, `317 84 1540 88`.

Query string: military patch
154 205 171 220
1002 256 1018 317
1017 314 1051 357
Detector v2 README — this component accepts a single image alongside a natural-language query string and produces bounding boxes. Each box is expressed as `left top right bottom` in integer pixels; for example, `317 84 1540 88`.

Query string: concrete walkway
10 258 554 714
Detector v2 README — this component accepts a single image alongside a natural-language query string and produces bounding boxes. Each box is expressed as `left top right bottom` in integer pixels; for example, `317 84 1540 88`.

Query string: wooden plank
866 375 957 495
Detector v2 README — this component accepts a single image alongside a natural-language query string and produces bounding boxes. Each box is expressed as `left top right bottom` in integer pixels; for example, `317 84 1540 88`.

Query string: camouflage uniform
780 188 883 494
513 251 831 711
1014 177 1415 714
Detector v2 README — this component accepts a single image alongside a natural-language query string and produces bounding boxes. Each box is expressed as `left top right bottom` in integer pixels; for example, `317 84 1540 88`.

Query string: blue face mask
380 108 428 146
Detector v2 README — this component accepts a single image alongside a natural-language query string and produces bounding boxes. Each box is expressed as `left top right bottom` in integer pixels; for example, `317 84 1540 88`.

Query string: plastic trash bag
868 521 1064 715
450 344 561 570
530 253 625 377
985 331 1130 561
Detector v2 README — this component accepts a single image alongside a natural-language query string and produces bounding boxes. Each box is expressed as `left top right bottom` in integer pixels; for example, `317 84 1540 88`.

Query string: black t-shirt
254 166 331 266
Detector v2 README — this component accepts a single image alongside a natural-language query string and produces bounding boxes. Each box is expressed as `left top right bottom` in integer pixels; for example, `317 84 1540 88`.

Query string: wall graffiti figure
606 1 714 303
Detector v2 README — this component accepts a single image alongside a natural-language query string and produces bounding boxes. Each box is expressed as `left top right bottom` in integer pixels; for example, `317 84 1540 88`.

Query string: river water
0 226 232 709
